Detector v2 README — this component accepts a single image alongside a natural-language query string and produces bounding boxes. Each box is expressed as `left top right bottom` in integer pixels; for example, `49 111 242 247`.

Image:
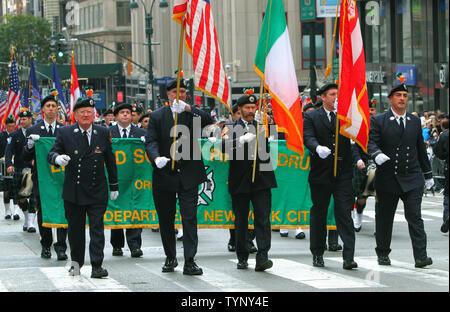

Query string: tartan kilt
7 171 27 201
352 165 368 198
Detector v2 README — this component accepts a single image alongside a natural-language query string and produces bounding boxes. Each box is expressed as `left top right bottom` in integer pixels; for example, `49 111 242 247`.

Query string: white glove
27 134 40 149
208 137 217 144
172 100 187 114
316 145 331 159
239 132 256 144
425 179 435 190
155 156 170 169
55 155 71 167
140 136 146 143
110 191 119 201
375 153 390 166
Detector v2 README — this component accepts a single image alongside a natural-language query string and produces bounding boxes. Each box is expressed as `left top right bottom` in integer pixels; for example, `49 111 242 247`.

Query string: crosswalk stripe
363 211 433 222
325 257 449 287
0 281 8 292
39 266 130 292
198 267 265 292
420 210 445 218
136 263 195 292
230 259 386 289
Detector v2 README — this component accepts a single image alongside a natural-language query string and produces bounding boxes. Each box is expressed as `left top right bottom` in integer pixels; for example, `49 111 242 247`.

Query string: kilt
352 164 368 198
7 170 28 201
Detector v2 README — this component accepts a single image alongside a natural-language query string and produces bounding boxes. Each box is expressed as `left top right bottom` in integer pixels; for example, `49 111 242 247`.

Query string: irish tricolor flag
255 0 303 155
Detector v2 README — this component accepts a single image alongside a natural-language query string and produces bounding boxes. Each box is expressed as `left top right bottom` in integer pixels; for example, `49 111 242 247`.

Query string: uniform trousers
232 189 272 264
310 179 355 260
152 186 198 261
110 228 142 251
375 186 427 260
37 196 67 252
64 201 106 268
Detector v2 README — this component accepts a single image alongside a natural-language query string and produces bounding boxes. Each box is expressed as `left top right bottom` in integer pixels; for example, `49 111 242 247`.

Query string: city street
0 194 448 293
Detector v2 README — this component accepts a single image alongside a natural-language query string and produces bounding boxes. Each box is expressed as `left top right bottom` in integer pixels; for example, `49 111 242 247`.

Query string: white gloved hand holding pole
27 134 40 149
239 133 256 144
172 100 188 114
316 145 331 159
154 156 170 169
55 155 71 167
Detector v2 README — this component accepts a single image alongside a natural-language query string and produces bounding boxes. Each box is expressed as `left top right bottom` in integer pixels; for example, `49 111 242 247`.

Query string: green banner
36 138 336 230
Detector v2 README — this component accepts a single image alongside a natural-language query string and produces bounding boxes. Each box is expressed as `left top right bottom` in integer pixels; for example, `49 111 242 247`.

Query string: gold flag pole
171 20 186 171
252 79 265 183
334 0 343 178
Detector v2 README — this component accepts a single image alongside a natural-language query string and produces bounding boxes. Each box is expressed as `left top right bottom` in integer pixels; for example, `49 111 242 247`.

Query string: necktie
399 117 405 133
330 111 336 129
122 128 128 138
83 130 89 147
48 125 53 137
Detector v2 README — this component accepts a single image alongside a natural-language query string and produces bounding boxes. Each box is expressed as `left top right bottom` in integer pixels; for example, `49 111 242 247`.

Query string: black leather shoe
151 228 159 233
295 232 306 239
183 260 203 275
377 256 391 266
248 242 258 254
162 258 178 273
5 215 11 220
280 232 289 238
23 225 28 232
415 257 432 268
328 244 342 252
354 226 362 232
91 267 108 278
343 259 358 270
313 255 324 267
13 214 20 221
237 260 248 270
441 217 449 233
255 259 273 272
41 247 51 259
57 251 68 261
112 248 123 256
131 249 143 258
227 243 236 252
27 227 36 233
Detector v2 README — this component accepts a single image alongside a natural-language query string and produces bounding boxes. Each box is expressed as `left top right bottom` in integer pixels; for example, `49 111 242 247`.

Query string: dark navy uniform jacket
109 124 146 139
368 109 432 194
5 128 32 170
0 130 14 158
24 120 64 195
47 123 118 206
303 106 353 184
145 105 213 192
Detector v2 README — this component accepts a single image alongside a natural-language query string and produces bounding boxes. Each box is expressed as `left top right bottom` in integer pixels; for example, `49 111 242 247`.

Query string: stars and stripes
1 52 21 131
173 0 231 111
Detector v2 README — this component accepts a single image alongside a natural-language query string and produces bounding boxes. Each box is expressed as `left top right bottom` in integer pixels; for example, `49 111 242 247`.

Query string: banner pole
171 20 186 171
252 79 265 183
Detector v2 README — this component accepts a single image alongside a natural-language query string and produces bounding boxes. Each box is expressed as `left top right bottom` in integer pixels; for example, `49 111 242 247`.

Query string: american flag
173 0 231 111
1 52 21 131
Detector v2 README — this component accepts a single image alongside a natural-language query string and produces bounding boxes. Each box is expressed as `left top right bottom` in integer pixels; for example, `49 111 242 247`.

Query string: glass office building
359 0 449 113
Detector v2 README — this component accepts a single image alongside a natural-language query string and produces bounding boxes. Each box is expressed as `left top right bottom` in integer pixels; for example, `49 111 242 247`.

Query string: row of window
74 1 131 31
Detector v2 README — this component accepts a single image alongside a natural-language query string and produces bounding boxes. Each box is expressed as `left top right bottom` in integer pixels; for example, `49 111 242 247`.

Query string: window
117 1 131 26
301 20 326 69
396 0 413 63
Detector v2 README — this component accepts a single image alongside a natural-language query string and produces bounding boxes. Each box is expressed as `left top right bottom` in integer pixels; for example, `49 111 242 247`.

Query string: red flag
337 0 370 152
1 51 21 131
172 0 231 111
69 55 80 123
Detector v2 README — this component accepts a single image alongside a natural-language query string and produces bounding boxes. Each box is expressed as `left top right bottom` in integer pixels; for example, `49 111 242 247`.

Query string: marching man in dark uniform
220 93 277 272
368 83 434 268
109 103 146 258
48 98 119 278
24 95 68 260
303 83 357 270
5 109 36 232
1 116 20 220
145 79 213 275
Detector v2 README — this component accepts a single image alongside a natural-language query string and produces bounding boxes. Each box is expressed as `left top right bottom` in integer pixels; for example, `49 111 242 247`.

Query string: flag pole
334 0 344 178
252 79 265 183
171 19 186 171
324 0 340 78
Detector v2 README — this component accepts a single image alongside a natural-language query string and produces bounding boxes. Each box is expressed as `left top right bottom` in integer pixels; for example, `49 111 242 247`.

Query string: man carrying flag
2 50 21 131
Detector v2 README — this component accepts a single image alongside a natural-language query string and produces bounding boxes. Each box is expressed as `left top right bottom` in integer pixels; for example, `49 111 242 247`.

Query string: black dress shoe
41 247 51 259
415 257 432 268
57 251 68 261
280 232 289 238
227 243 236 252
112 247 123 256
131 249 143 258
13 214 20 221
91 267 108 278
5 215 11 220
255 259 273 272
183 260 203 275
377 256 391 266
27 227 36 233
328 244 342 252
237 260 248 270
354 226 361 232
151 228 159 233
23 225 28 232
248 242 258 254
441 217 449 233
295 232 306 239
343 259 358 270
313 255 324 267
162 258 178 273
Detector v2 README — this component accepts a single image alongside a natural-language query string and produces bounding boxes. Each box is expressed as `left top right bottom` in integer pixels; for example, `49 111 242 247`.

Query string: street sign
395 65 417 86
155 77 174 85
92 92 106 109
316 0 340 18
301 0 316 21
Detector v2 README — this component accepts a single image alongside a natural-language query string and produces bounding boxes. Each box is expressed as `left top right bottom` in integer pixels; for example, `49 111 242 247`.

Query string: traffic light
56 41 67 59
